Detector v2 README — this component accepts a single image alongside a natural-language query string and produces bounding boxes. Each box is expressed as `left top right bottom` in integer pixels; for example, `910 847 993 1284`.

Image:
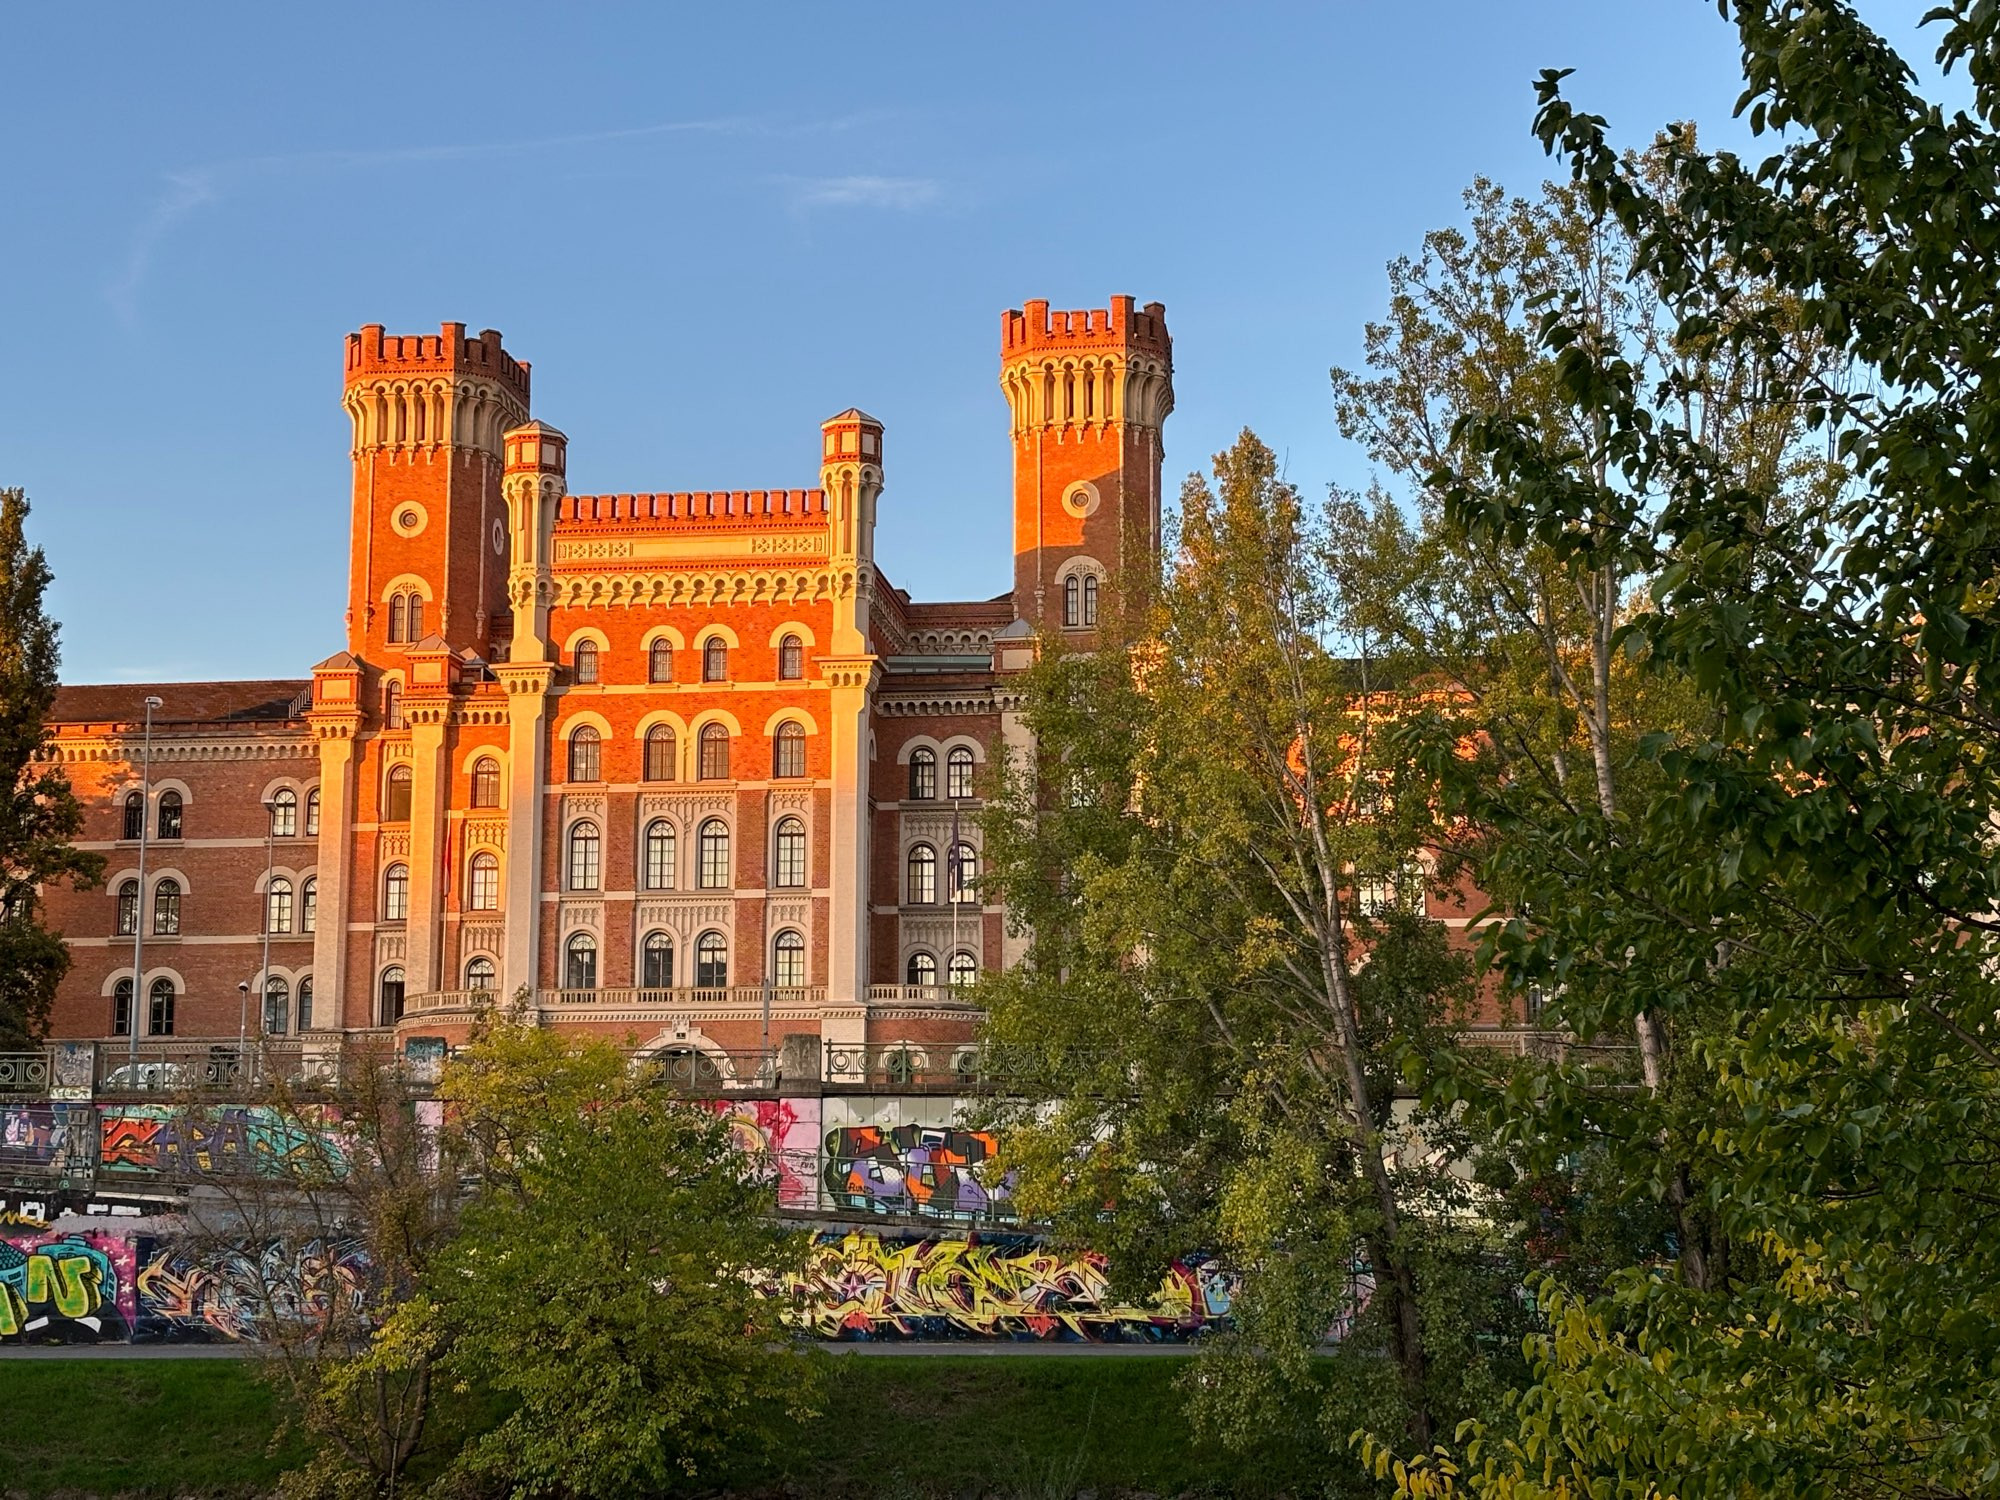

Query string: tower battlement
1001 296 1170 361
557 489 828 525
345 321 531 404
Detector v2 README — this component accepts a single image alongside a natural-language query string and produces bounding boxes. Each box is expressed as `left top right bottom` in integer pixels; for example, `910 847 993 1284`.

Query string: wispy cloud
786 174 942 212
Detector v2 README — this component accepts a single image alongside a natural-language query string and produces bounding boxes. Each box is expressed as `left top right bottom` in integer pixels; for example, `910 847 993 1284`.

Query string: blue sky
1 1 1942 683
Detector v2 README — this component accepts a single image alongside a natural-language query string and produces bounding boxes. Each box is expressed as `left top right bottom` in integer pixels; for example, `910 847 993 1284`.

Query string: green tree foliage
0 488 99 1047
982 433 1522 1462
1361 4 2000 1495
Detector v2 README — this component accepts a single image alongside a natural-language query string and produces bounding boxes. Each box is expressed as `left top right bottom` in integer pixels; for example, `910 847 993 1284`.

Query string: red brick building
40 298 1176 1075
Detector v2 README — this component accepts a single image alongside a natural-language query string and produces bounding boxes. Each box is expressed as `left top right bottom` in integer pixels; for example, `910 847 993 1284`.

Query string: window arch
946 746 975 800
122 792 143 841
909 748 937 801
948 951 978 987
696 819 730 890
695 930 728 988
567 725 601 783
152 877 181 935
148 976 176 1035
644 725 676 782
648 638 675 684
1083 573 1100 627
470 757 500 808
642 931 674 989
698 723 731 780
383 864 409 921
388 594 406 644
772 721 806 779
1064 573 1081 628
906 951 938 987
643 820 677 891
305 787 321 837
297 976 314 1032
465 956 495 991
772 817 806 888
779 634 804 680
567 823 601 891
270 788 298 838
157 791 183 840
385 765 412 822
263 977 289 1036
113 977 134 1037
467 852 499 911
115 879 138 937
572 640 600 684
564 933 597 991
302 877 317 934
406 595 424 641
702 637 728 682
772 929 806 988
383 680 404 730
906 844 937 905
266 877 294 934
948 843 978 903
379 967 405 1026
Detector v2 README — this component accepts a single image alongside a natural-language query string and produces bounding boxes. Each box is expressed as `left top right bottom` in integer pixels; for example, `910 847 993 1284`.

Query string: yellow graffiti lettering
0 1287 20 1336
23 1253 102 1319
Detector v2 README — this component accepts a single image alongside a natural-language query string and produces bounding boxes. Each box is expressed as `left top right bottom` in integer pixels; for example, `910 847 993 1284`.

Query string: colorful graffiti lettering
136 1237 373 1342
783 1231 1236 1342
707 1098 820 1210
0 1105 73 1170
823 1124 1015 1221
0 1230 135 1342
100 1105 349 1179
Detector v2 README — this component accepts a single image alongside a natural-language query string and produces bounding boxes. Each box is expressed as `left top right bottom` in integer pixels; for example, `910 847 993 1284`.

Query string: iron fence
0 1053 50 1096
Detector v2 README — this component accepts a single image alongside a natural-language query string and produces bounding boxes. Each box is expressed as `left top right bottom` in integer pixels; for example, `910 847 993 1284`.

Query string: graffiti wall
99 1105 350 1179
705 1098 820 1211
0 1222 136 1340
0 1105 85 1173
819 1097 1016 1222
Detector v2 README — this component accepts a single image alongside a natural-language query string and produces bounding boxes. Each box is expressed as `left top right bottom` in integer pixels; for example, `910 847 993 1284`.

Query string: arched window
773 817 806 888
648 638 675 684
470 757 500 808
567 823 600 891
572 640 599 684
779 634 804 680
465 956 496 991
946 746 975 800
157 791 183 840
948 951 978 988
565 932 598 990
304 787 320 836
643 820 676 891
909 748 937 801
696 819 730 889
772 929 806 988
266 877 294 934
122 792 143 841
702 637 728 682
383 864 409 921
263 977 289 1036
152 877 181 935
388 594 406 643
906 844 937 905
271 788 298 838
698 723 731 780
644 725 676 782
567 725 601 783
467 852 499 911
385 766 412 822
1064 574 1080 627
148 976 176 1035
948 843 978 904
1083 574 1100 627
906 951 938 987
115 879 139 937
297 977 314 1031
379 967 405 1026
772 721 806 779
407 596 425 640
113 978 134 1037
384 681 404 730
642 931 674 989
301 877 317 934
695 930 728 988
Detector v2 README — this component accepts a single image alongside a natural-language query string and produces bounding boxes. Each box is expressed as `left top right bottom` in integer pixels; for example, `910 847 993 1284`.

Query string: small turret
501 420 567 665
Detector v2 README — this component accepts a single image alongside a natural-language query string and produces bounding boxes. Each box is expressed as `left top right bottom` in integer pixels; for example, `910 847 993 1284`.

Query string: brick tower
1000 297 1172 631
341 324 531 659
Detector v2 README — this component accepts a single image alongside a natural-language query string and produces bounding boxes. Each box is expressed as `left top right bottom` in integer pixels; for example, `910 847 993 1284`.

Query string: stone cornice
45 731 314 765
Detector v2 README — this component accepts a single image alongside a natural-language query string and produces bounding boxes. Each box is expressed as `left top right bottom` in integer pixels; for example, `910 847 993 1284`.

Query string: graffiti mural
707 1098 820 1210
784 1231 1236 1342
0 1224 136 1342
135 1236 373 1343
823 1123 1015 1221
0 1105 77 1171
100 1105 350 1179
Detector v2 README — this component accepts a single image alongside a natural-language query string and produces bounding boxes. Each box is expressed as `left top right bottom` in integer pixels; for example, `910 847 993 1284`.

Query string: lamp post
126 695 162 1063
253 794 277 1075
235 981 250 1081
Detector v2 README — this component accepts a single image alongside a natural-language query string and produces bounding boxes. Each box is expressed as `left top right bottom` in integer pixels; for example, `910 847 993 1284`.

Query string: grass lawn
0 1353 1335 1498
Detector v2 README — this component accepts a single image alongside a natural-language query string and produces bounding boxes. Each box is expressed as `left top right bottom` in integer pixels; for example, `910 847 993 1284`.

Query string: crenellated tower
341 323 531 661
1000 296 1172 632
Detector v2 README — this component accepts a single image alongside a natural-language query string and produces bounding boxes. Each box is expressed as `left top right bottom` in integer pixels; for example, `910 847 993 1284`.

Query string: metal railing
0 1053 51 1096
94 1038 309 1096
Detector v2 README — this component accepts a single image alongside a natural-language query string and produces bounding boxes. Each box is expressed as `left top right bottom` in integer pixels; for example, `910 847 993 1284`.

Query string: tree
982 432 1520 1463
1363 3 2000 1495
0 488 100 1047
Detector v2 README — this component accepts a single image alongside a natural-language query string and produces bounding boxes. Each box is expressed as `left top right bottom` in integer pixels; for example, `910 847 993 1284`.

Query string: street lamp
249 794 277 1069
126 695 162 1063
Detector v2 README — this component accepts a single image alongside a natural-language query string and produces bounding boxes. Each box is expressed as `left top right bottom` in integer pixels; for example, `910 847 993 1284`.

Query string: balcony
403 984 983 1020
